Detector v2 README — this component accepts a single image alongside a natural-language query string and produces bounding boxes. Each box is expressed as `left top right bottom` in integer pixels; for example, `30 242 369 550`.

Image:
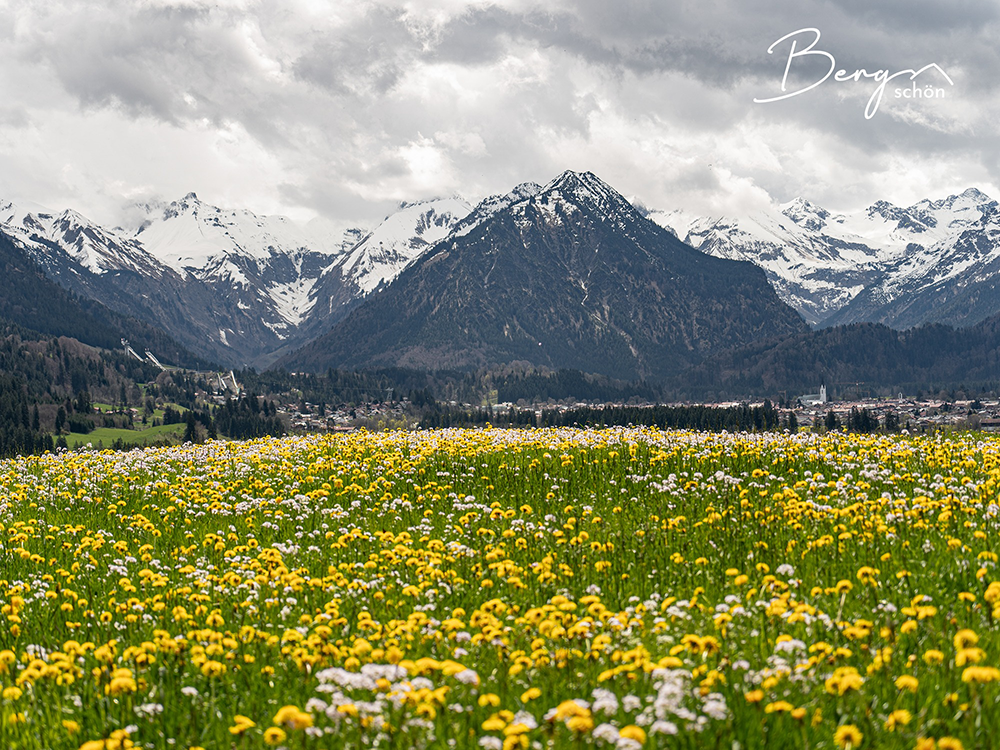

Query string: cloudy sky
1 0 998 227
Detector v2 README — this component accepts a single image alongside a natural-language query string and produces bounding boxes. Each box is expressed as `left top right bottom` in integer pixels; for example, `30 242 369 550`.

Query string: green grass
8 428 1000 749
91 401 187 422
61 422 185 448
150 405 187 421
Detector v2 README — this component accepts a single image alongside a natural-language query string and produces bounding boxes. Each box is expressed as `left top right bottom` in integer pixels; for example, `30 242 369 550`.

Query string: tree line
420 402 784 432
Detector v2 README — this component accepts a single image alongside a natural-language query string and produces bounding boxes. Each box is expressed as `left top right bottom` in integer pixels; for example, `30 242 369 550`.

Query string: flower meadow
0 428 999 749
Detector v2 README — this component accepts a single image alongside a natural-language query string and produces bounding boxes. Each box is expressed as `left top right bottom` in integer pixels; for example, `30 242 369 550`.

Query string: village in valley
277 382 1000 434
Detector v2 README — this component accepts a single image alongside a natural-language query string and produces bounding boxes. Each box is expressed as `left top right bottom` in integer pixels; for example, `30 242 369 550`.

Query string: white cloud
0 0 998 226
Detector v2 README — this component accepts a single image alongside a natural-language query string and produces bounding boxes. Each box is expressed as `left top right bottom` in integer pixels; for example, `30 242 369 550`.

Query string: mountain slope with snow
325 197 472 296
9 176 1000 369
0 192 474 366
825 195 1000 328
281 170 807 378
121 193 359 336
1 200 171 279
651 205 883 325
652 188 1000 328
450 182 541 237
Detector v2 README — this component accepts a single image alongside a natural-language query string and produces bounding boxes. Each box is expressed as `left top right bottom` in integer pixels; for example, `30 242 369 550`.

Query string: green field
5 428 1000 748
62 422 185 448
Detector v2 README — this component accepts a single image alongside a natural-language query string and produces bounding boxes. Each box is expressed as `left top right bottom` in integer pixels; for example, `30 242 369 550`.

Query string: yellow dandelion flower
482 715 506 732
833 724 863 749
263 727 286 746
228 715 256 735
273 705 312 730
566 715 593 733
953 629 979 650
619 725 646 745
962 666 1000 683
923 649 944 665
884 709 911 731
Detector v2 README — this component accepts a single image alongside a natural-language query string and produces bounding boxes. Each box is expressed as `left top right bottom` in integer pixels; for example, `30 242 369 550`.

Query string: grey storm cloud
1 0 1000 225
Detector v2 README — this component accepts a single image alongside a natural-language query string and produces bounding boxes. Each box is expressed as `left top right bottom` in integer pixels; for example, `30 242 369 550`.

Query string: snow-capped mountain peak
652 199 903 325
0 189 470 366
655 186 1000 330
126 193 349 280
500 170 643 237
780 197 833 232
0 198 52 227
0 201 166 277
539 170 634 217
450 182 541 237
331 196 472 294
914 186 992 212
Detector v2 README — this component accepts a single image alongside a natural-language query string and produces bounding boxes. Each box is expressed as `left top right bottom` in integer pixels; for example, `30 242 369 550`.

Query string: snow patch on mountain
451 182 541 237
331 197 472 294
270 277 319 328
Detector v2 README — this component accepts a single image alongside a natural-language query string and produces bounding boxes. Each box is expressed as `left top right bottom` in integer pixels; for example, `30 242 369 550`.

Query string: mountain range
0 193 470 367
281 171 806 379
650 187 999 328
5 173 1000 384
